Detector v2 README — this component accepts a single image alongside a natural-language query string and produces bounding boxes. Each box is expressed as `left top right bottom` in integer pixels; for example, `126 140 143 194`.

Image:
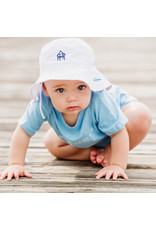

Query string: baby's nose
66 92 78 101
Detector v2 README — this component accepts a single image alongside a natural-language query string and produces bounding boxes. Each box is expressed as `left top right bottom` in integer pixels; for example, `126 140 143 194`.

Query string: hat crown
31 38 111 102
40 38 96 67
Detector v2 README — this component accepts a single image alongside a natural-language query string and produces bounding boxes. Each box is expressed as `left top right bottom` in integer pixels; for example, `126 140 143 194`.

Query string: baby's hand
0 165 32 181
95 164 128 180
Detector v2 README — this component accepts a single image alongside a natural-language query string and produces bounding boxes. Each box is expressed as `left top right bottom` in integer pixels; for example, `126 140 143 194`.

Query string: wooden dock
0 37 156 192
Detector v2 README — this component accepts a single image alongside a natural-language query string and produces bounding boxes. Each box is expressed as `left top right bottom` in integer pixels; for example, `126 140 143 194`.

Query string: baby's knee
44 136 51 150
44 129 59 155
130 104 152 132
44 133 67 157
44 135 58 156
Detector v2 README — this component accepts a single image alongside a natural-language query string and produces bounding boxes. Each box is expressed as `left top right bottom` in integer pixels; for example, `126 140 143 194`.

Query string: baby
0 38 152 181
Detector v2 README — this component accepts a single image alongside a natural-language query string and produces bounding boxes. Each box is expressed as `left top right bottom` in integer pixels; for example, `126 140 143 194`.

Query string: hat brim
31 67 111 100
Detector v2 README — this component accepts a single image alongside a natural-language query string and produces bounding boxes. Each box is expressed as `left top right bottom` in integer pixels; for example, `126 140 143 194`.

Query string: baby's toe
96 154 105 165
101 159 108 167
90 150 98 164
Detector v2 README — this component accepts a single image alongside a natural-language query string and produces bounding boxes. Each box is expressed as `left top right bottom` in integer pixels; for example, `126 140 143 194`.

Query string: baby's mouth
67 106 79 111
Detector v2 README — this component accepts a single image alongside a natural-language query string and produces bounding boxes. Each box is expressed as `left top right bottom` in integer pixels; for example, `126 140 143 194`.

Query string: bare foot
90 145 112 167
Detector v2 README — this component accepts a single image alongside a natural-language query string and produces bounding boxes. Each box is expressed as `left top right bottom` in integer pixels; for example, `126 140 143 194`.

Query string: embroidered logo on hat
57 50 66 61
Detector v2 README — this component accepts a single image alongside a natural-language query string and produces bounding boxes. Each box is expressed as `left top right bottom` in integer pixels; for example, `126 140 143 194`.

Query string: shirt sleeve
95 91 128 136
18 99 46 136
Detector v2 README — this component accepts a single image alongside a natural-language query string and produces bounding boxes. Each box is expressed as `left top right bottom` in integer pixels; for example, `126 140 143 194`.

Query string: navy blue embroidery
57 50 66 61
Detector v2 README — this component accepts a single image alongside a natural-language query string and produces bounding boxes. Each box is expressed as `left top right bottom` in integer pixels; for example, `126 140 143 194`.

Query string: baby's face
43 80 91 116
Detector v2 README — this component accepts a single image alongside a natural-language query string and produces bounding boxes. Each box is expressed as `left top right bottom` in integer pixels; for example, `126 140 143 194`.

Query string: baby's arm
0 125 32 181
95 126 129 180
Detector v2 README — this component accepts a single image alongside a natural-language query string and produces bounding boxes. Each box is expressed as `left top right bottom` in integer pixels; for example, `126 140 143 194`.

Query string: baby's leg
121 101 152 149
44 128 93 160
90 101 152 166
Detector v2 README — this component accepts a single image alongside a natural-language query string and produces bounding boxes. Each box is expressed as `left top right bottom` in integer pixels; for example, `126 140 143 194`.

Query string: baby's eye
56 88 64 93
77 85 86 91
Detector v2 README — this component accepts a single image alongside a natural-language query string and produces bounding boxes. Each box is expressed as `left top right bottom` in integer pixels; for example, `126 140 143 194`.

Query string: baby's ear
42 83 49 97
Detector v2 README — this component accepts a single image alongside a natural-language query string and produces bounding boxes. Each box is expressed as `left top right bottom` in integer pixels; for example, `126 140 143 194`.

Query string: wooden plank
1 37 156 51
0 186 156 193
1 155 156 171
1 170 156 193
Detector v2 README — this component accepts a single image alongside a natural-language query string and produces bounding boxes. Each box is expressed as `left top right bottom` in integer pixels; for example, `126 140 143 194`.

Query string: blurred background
0 37 156 133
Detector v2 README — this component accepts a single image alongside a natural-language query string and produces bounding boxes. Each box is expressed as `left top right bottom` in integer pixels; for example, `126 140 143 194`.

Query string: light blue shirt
19 86 128 148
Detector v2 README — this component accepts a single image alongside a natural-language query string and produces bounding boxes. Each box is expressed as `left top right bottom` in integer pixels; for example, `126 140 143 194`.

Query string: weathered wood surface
0 38 156 192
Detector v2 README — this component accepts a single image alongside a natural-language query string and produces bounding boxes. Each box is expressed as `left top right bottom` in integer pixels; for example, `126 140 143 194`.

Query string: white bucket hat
31 38 111 100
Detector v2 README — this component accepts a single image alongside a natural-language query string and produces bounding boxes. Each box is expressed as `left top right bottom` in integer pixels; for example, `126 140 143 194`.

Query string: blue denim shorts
95 85 138 148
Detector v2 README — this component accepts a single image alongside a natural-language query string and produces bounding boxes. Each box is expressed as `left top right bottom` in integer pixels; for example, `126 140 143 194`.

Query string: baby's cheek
83 99 90 109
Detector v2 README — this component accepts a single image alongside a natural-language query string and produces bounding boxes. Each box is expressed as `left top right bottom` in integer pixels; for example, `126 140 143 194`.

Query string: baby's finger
0 170 8 180
120 172 128 180
14 170 20 180
112 171 119 180
95 167 105 176
7 170 14 181
96 170 107 179
24 169 32 178
105 171 113 180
